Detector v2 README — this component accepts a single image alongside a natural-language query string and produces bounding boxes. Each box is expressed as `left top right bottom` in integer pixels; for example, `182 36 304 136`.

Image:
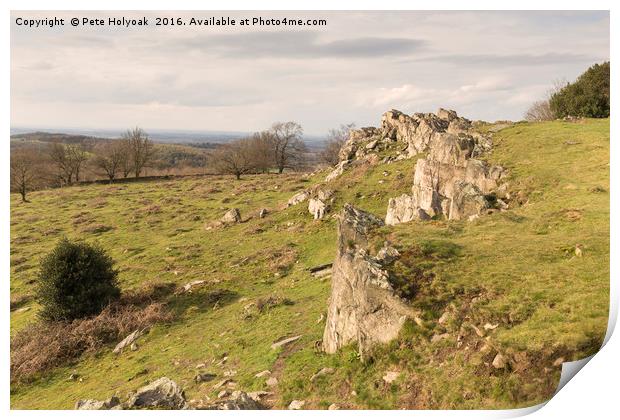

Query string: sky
11 11 609 136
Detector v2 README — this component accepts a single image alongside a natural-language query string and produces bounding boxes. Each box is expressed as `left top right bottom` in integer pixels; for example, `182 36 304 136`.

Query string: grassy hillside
10 119 609 409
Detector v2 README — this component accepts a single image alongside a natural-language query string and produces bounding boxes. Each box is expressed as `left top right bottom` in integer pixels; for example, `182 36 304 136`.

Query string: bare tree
11 149 39 202
94 141 127 181
269 121 306 174
123 127 153 177
320 123 356 165
209 138 254 179
524 79 568 122
247 131 274 173
49 143 74 186
66 144 88 182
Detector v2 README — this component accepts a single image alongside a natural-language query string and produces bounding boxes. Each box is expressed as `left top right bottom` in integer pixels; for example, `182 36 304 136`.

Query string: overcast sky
11 11 609 135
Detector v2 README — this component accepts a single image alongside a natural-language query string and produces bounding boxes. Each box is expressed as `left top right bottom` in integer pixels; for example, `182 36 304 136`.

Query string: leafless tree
209 138 255 180
11 149 39 202
320 123 356 166
269 121 306 174
524 79 568 122
123 127 153 177
247 131 274 173
66 144 88 182
49 143 74 185
93 141 128 181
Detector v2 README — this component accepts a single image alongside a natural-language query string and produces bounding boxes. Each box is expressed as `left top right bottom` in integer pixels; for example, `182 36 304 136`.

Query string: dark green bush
36 238 120 321
550 62 610 118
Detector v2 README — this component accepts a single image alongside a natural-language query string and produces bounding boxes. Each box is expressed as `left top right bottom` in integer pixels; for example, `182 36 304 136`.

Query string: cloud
175 31 426 59
413 52 600 66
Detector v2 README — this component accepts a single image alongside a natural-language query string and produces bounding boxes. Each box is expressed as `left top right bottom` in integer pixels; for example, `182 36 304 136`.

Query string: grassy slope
10 119 609 409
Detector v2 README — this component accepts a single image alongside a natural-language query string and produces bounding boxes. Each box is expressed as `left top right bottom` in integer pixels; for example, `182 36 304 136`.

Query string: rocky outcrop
126 377 187 409
381 109 506 223
204 391 264 410
287 191 309 207
322 204 414 358
75 397 121 410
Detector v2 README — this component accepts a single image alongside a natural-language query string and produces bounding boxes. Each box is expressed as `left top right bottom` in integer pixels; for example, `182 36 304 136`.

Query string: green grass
10 119 609 409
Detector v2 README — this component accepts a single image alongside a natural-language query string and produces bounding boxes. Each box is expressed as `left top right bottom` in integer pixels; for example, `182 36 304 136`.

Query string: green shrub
550 62 610 118
36 238 120 321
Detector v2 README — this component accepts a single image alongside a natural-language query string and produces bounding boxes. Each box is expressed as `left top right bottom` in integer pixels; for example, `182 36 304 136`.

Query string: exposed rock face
126 377 187 409
322 204 413 358
221 208 241 224
113 329 143 354
381 109 506 224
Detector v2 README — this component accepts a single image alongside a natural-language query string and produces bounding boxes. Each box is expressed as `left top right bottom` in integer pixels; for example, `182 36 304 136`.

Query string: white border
2 2 616 419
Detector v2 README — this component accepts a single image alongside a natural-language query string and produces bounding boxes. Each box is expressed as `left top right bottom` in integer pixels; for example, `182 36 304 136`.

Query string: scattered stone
217 390 231 399
483 323 499 330
288 400 305 410
316 313 325 324
575 244 583 257
213 378 234 389
196 363 206 369
209 391 263 410
183 280 206 292
195 373 217 383
553 357 565 367
310 367 335 382
287 191 309 207
309 263 333 278
223 370 237 377
130 342 138 351
127 377 186 409
492 353 507 369
271 335 302 350
69 372 79 381
308 198 329 219
247 391 270 402
255 370 271 378
431 333 450 343
259 208 268 218
328 403 341 410
438 312 450 325
221 208 241 224
75 396 121 410
383 371 400 384
113 329 143 354
15 306 31 313
265 377 278 387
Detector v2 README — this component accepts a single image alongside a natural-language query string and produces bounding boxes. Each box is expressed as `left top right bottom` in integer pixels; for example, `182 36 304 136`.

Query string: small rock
195 373 217 383
271 335 302 350
438 311 450 325
196 363 206 369
221 208 241 224
431 333 450 343
113 329 143 354
553 357 565 367
247 391 270 402
255 370 271 378
15 306 31 313
310 367 335 382
75 397 120 410
183 280 206 292
217 390 231 399
575 244 583 257
288 400 305 410
483 323 499 330
265 377 278 387
223 370 237 377
492 353 507 369
130 342 138 351
382 371 400 384
213 378 234 389
328 403 340 410
127 377 186 409
259 208 268 218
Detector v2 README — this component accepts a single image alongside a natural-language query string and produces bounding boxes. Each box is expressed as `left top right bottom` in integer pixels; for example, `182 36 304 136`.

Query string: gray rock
288 400 305 410
209 391 263 410
259 208 268 218
382 371 400 384
195 373 217 383
113 329 143 354
310 367 335 382
492 353 507 369
323 205 413 359
287 191 309 207
271 335 302 350
75 397 120 410
221 208 241 224
126 377 186 409
308 198 328 220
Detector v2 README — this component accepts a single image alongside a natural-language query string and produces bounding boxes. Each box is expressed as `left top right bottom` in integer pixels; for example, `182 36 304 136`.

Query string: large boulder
126 377 187 409
323 205 413 358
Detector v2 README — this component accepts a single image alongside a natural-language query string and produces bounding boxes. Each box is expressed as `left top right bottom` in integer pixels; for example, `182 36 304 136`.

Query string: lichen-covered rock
287 191 309 207
308 198 328 220
206 391 263 410
325 160 350 182
126 377 187 409
75 397 121 410
221 208 241 224
323 205 413 358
